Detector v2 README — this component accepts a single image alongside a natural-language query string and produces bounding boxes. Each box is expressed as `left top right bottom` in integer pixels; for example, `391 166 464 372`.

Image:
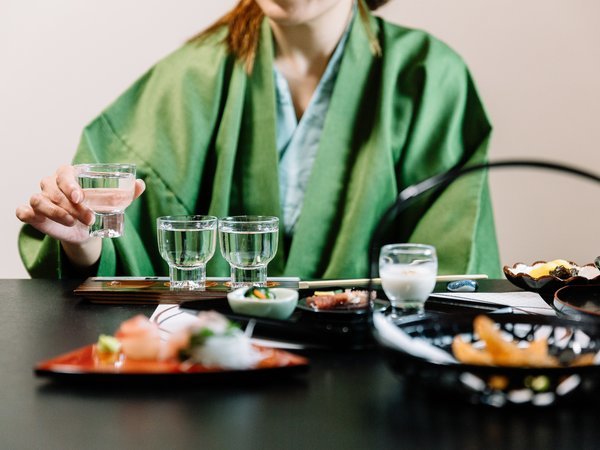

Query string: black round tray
374 312 600 407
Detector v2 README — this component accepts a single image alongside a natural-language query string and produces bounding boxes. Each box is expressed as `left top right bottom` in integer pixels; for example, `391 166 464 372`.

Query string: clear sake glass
157 215 218 290
75 163 136 238
218 216 279 288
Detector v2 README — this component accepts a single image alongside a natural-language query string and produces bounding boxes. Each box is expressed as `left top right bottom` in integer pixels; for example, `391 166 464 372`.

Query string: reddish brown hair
190 0 388 73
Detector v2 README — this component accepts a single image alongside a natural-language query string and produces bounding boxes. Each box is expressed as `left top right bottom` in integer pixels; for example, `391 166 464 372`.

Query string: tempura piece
453 315 587 368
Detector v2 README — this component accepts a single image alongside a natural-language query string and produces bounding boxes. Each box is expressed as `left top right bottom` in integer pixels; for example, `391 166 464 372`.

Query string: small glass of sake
379 243 437 316
218 216 279 288
157 215 218 290
75 163 136 238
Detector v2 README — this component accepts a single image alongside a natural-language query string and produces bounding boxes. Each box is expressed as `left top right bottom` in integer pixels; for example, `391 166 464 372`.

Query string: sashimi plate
35 344 309 384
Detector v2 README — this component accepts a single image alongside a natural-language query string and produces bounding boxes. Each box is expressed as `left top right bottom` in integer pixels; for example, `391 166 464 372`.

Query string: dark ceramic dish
554 284 600 319
503 261 600 304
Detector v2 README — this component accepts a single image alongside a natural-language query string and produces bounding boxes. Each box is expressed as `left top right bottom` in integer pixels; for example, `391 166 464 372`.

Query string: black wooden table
1 279 598 450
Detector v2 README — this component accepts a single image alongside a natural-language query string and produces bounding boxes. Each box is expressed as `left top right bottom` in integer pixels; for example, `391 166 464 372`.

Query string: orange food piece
453 315 565 368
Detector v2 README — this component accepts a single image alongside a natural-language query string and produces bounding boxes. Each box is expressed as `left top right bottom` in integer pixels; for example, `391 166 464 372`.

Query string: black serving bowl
373 312 600 407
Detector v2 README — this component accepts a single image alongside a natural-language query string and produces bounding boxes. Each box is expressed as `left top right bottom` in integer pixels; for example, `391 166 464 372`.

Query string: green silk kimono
19 11 502 280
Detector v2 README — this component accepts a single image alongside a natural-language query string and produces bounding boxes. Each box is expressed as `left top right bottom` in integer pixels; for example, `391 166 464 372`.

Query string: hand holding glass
75 163 136 238
157 215 217 290
218 216 279 288
379 243 437 315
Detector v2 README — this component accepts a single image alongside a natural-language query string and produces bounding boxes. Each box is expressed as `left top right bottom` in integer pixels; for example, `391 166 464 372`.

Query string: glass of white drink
157 215 217 290
379 243 437 316
75 163 136 238
218 216 279 288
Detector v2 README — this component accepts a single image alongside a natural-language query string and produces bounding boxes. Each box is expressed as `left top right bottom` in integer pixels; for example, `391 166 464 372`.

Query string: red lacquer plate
35 345 309 384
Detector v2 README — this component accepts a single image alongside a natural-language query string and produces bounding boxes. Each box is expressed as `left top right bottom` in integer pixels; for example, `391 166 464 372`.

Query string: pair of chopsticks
427 294 513 314
298 274 487 289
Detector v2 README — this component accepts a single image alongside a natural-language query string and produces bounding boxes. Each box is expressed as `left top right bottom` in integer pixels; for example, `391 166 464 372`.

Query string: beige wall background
1 0 598 279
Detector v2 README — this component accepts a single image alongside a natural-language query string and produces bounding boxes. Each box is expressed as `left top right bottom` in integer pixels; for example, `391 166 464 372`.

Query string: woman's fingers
133 179 146 200
15 204 39 224
28 192 77 227
16 203 92 244
56 165 84 204
29 190 94 227
36 166 93 225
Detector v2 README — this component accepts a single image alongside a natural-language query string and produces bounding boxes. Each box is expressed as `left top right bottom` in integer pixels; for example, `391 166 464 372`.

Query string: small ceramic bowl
554 284 600 319
503 261 600 305
227 287 299 320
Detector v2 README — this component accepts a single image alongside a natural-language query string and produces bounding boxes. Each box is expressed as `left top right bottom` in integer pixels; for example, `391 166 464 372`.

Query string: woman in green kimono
16 0 501 279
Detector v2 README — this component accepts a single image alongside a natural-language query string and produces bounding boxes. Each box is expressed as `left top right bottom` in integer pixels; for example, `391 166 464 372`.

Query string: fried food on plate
452 315 595 368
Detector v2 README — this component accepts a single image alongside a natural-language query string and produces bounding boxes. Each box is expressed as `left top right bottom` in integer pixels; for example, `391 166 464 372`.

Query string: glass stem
230 266 267 288
169 265 206 290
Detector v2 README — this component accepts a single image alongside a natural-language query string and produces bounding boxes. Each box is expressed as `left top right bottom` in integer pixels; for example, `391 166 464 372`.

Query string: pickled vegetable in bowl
227 287 298 320
244 287 276 300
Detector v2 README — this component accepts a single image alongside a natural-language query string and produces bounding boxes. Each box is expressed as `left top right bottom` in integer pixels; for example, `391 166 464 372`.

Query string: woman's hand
16 165 145 267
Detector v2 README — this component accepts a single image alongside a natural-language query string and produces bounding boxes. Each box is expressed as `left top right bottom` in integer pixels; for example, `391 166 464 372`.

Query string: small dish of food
503 260 600 302
296 289 386 316
305 289 370 310
227 287 299 320
554 284 600 319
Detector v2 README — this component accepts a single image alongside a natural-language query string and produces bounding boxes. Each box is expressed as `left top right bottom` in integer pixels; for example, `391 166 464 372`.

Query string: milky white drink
380 262 437 310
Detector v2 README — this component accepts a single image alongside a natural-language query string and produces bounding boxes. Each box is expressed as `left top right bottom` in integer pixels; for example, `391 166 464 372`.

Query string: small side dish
553 284 600 319
227 287 298 320
503 260 600 299
506 260 600 280
305 289 370 311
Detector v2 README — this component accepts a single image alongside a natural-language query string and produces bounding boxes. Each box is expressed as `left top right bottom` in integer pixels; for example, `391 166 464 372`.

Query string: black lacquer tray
374 312 600 407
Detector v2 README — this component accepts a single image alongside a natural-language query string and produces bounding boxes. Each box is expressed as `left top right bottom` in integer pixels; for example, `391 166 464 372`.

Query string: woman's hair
190 0 389 73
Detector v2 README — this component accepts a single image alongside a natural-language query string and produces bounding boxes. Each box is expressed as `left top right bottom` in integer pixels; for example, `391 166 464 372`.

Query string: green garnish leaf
96 334 121 354
189 328 215 348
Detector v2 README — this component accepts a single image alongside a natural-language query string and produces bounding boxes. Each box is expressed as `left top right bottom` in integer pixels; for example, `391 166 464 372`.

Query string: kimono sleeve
398 44 501 277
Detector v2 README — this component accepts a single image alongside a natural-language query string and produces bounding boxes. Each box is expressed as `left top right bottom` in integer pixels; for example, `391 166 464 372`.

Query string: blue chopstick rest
446 279 478 292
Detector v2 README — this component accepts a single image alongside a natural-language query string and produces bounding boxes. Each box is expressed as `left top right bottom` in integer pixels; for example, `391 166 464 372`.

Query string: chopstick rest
446 279 478 292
